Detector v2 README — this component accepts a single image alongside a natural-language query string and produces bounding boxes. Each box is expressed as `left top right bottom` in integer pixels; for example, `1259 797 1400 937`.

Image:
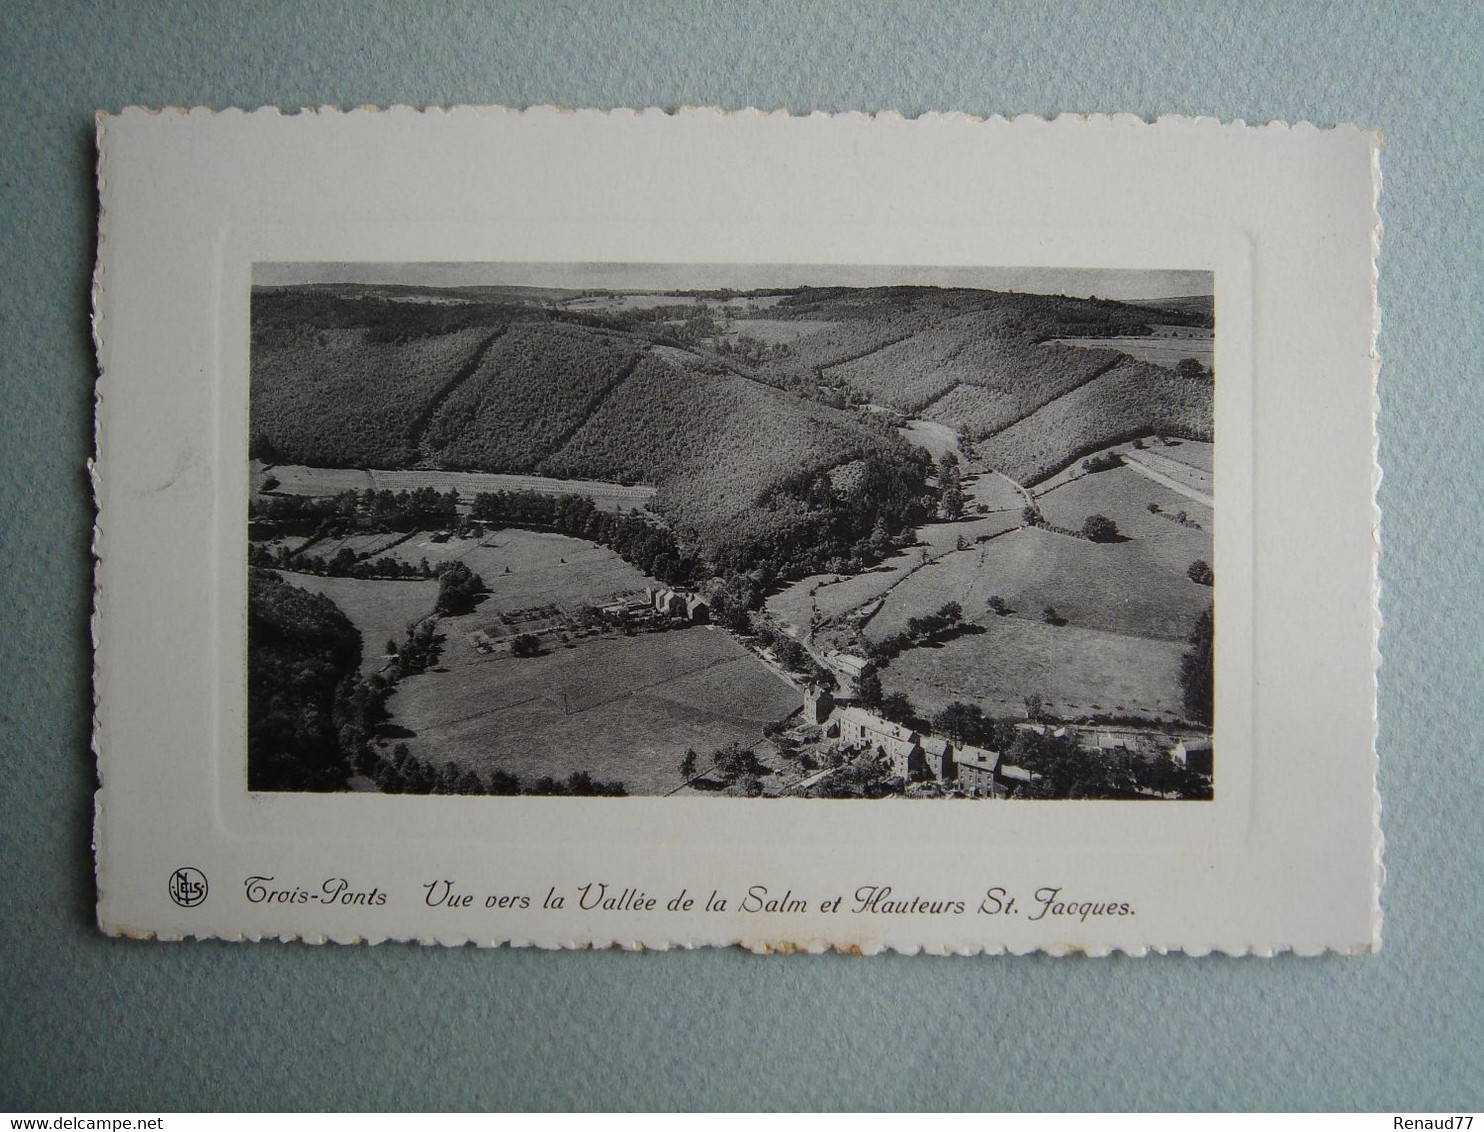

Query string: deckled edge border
90 109 109 940
89 104 1387 957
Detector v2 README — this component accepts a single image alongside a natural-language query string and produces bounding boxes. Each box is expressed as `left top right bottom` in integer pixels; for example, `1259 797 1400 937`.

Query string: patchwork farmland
387 620 798 797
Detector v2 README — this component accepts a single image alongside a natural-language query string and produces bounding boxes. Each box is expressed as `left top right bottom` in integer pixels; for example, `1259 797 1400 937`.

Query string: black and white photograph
247 262 1216 802
92 105 1380 955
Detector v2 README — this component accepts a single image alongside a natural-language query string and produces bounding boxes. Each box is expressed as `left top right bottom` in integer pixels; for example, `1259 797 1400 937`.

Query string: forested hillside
827 311 1127 423
251 281 1212 572
542 349 932 572
250 325 497 467
420 323 647 471
247 569 362 791
725 287 1213 482
975 359 1214 484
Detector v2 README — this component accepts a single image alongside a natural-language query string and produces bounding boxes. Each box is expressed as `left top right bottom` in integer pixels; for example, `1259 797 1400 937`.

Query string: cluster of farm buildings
614 586 709 624
477 585 710 655
795 686 1212 798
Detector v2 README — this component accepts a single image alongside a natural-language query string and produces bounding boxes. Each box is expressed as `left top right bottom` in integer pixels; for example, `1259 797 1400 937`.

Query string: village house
831 705 925 779
646 585 709 623
994 762 1037 795
1090 730 1137 753
823 649 871 685
652 588 687 617
802 685 835 726
917 735 957 783
955 748 1001 796
823 700 999 788
1170 738 1214 777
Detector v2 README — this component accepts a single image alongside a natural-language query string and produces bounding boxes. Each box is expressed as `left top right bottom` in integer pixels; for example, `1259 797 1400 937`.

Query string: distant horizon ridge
251 262 1214 303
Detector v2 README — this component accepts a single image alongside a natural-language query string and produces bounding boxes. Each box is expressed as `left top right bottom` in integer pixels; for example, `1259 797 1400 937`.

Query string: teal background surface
2 0 1480 1112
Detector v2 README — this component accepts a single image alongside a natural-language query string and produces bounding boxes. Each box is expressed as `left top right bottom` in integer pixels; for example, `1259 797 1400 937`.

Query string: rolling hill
250 281 1213 570
974 359 1214 484
420 323 647 471
250 292 934 576
825 310 1128 423
727 287 1214 483
249 325 498 467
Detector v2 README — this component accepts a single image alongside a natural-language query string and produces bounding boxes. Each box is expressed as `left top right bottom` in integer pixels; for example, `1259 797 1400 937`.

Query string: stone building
1171 738 1213 777
802 685 835 726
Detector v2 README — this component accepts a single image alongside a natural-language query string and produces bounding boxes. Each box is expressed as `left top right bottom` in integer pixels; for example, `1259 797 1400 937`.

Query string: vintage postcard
92 108 1381 953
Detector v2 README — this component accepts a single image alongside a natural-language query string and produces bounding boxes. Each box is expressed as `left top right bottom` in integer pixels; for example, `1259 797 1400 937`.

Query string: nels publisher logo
168 867 208 908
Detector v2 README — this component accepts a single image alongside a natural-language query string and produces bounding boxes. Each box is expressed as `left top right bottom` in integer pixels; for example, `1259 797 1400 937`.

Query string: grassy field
387 624 799 796
723 318 838 346
915 512 1024 554
1035 466 1212 582
1044 334 1214 371
385 529 652 612
1120 449 1213 504
269 571 438 674
866 523 1207 643
764 513 1023 637
879 616 1188 720
1157 440 1213 473
963 471 1028 514
898 418 960 460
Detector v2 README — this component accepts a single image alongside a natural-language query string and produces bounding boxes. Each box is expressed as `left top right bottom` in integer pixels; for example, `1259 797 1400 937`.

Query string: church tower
803 684 835 726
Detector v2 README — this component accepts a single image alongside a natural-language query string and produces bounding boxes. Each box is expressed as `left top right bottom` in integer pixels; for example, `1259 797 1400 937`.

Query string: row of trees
860 601 967 667
937 452 968 519
386 619 440 679
249 541 432 581
360 745 626 796
1081 451 1124 474
1021 503 1121 543
248 533 485 597
250 486 461 532
1179 607 1214 726
470 489 698 587
1005 729 1211 800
